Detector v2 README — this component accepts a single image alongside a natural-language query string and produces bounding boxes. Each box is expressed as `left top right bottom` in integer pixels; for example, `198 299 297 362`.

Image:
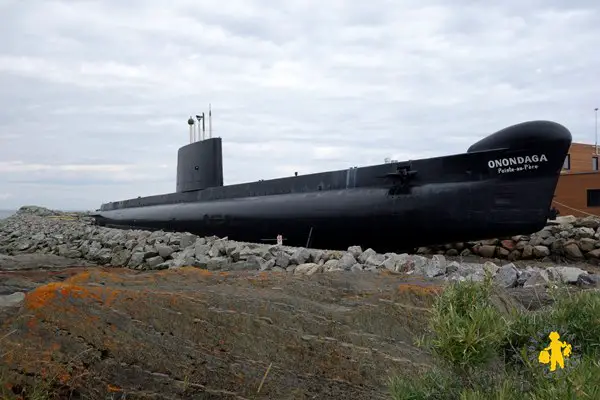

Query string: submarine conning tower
176 136 224 193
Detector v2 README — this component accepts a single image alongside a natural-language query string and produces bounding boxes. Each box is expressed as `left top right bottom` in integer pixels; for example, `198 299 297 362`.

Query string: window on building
593 156 599 171
587 189 600 207
563 154 571 170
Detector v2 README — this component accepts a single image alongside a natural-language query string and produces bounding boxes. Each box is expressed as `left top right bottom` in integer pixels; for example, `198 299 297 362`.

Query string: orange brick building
553 142 600 217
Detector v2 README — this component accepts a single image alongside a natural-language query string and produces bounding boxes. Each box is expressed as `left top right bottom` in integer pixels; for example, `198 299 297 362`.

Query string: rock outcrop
1 265 441 399
1 206 599 292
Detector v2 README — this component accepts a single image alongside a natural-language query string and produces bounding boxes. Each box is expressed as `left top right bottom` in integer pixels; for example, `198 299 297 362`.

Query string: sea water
0 210 15 220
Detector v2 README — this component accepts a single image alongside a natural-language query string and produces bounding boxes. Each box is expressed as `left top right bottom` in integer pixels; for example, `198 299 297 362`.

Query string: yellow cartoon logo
538 331 572 371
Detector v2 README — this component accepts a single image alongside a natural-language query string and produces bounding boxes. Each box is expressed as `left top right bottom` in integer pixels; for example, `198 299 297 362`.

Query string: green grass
389 276 600 399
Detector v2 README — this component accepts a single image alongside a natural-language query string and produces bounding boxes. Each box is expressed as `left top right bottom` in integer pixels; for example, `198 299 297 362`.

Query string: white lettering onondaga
487 154 548 174
487 154 548 169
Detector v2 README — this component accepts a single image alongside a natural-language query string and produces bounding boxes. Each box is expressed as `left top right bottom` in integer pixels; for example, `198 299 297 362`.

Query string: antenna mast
195 114 204 141
595 107 598 155
188 105 213 143
209 104 212 138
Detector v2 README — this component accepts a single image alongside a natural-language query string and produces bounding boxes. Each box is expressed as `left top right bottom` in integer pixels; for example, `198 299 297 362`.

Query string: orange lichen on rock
64 271 92 285
26 317 37 330
24 281 122 310
24 282 62 310
0 259 440 399
258 272 271 280
64 268 164 289
58 373 71 385
107 384 123 392
397 283 442 297
195 269 213 277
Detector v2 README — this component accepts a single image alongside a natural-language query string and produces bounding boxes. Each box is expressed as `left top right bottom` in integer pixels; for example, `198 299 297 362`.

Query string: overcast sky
0 0 598 211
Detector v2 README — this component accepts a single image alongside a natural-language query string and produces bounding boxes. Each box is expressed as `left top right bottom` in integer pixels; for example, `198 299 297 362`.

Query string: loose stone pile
417 215 600 262
0 206 599 290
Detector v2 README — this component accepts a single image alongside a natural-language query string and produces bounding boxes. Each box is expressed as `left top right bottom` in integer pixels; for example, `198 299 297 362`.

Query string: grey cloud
0 0 598 210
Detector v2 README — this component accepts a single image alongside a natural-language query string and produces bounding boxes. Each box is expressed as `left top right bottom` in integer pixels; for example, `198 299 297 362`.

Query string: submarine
92 114 572 253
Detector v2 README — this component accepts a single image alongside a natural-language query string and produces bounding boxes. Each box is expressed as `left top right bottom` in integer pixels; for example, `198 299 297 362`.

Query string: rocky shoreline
417 214 600 262
2 206 599 399
0 206 599 296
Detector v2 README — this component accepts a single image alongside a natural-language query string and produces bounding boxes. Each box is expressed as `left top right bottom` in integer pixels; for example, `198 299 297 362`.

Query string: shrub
424 276 509 375
550 289 600 356
390 278 600 399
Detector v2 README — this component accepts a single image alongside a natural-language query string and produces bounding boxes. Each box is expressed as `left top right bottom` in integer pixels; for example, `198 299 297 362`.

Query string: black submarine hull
93 120 572 253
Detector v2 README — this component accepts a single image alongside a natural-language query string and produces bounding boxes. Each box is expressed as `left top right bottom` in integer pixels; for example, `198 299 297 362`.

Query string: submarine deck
99 148 509 212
